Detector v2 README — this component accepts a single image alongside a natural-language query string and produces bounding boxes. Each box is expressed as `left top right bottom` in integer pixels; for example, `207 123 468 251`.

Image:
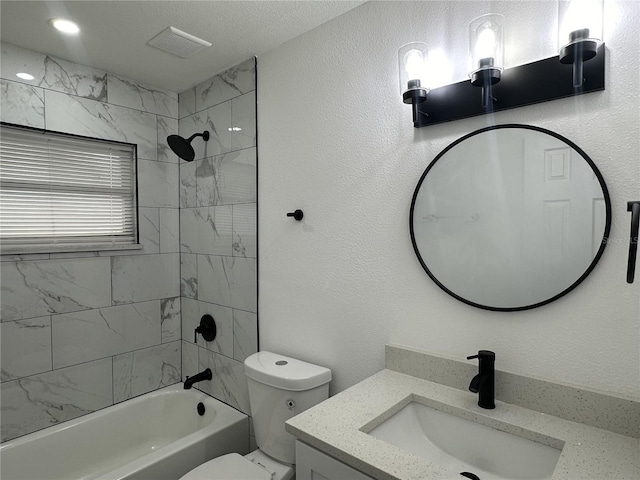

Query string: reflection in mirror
411 125 611 311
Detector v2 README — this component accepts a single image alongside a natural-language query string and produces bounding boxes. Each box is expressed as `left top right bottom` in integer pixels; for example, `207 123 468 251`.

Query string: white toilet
180 351 332 480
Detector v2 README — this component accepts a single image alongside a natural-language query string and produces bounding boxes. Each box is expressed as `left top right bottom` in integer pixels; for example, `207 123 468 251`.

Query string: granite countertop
286 369 640 480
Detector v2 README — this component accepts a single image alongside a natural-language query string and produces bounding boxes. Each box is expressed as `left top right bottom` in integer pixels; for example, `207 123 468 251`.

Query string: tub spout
184 368 212 389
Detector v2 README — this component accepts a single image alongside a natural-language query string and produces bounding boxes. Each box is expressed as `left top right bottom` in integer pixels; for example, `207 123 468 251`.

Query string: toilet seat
179 453 272 480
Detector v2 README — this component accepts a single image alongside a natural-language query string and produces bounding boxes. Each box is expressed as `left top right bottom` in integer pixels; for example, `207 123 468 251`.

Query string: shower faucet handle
194 314 217 343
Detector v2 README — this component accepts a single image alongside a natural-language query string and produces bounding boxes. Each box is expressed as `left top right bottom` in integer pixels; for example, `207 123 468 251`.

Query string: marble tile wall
178 58 258 418
0 42 181 442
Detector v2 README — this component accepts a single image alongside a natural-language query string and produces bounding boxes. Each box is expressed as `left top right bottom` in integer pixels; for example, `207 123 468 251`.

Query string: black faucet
184 368 212 390
467 350 495 409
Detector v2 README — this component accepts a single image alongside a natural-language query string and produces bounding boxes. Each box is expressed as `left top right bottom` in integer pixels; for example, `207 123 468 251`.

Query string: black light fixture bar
412 44 604 128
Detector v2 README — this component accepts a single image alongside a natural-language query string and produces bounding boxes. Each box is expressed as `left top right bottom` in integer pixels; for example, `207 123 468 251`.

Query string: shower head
167 131 210 162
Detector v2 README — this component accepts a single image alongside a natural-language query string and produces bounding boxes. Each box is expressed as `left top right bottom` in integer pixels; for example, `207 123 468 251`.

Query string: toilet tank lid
244 351 332 391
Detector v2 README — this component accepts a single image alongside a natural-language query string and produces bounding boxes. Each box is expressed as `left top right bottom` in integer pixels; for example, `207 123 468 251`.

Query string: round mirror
410 124 611 311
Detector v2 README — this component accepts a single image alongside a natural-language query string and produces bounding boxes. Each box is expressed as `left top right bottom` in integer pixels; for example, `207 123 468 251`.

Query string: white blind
0 124 137 252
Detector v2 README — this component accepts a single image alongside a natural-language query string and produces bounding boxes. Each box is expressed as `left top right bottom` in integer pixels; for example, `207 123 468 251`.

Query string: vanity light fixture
558 0 604 88
469 14 504 109
399 10 605 128
398 42 430 127
49 18 80 35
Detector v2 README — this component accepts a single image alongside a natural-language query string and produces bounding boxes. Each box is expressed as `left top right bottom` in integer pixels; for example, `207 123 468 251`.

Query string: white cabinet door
296 441 375 480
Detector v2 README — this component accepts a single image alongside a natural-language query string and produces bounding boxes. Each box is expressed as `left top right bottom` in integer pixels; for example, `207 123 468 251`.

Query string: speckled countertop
286 369 640 480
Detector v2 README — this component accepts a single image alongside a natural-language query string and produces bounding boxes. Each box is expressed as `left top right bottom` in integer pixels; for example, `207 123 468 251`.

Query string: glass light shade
398 42 429 95
557 0 603 51
469 14 504 77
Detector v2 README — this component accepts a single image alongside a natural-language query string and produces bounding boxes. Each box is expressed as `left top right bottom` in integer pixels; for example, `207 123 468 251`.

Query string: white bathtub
0 384 249 480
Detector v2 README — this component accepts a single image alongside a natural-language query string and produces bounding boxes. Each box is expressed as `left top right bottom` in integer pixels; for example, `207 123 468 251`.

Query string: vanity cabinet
295 441 374 480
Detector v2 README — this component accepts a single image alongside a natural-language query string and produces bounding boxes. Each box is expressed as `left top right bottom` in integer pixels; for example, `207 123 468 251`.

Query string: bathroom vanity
286 345 640 480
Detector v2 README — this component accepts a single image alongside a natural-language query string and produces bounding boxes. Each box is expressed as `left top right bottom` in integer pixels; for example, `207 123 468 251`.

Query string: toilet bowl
179 351 332 480
179 451 289 480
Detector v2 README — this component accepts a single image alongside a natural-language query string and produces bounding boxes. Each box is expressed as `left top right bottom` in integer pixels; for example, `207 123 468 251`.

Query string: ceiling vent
147 26 211 59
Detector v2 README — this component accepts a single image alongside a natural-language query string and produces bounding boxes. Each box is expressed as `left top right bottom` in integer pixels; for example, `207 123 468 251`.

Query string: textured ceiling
0 1 364 93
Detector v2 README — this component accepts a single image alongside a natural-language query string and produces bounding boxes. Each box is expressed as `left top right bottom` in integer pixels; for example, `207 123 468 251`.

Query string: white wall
258 1 640 398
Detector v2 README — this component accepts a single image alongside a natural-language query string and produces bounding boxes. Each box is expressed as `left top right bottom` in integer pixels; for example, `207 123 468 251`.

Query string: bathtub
0 384 249 480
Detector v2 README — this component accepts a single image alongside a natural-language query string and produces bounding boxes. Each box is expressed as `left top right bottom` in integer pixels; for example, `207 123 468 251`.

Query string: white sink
367 402 562 480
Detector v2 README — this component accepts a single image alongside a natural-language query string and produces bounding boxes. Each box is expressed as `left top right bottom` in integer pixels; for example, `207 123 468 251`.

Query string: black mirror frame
409 124 612 312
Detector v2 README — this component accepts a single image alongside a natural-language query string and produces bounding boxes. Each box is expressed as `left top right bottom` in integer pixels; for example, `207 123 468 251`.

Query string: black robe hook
286 210 304 221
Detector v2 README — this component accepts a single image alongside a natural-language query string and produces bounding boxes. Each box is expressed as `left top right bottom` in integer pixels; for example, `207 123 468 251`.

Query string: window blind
0 124 138 253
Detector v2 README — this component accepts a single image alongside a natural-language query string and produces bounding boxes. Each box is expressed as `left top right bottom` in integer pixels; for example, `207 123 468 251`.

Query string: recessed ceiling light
16 73 35 80
49 18 80 35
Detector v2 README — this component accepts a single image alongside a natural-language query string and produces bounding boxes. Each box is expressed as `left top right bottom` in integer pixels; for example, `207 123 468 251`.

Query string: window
0 124 138 254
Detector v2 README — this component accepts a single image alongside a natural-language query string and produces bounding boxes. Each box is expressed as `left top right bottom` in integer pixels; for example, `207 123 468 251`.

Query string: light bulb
558 0 603 47
404 49 425 81
398 42 429 96
475 25 496 62
469 14 504 75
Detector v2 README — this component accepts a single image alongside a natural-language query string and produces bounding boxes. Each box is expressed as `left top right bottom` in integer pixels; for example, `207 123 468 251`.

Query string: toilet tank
244 351 331 465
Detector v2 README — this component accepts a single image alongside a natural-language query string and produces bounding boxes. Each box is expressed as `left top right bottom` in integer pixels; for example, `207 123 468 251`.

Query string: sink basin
367 401 562 480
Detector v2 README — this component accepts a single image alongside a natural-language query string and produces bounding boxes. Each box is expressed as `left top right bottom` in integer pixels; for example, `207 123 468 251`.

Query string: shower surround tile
180 206 233 255
231 91 256 150
181 254 198 299
197 255 257 312
179 87 196 119
194 157 217 206
0 258 112 322
0 253 50 262
161 297 181 343
157 116 179 163
181 298 234 357
182 341 199 381
0 317 52 382
113 341 181 403
233 310 258 362
233 203 257 258
107 74 178 117
0 79 45 127
179 101 233 160
180 161 197 208
0 358 112 442
159 208 180 254
111 254 180 304
198 348 250 414
195 57 256 112
196 148 257 206
50 252 99 259
139 207 161 254
51 301 161 369
1 42 107 101
138 160 180 208
44 90 157 160
0 41 185 441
